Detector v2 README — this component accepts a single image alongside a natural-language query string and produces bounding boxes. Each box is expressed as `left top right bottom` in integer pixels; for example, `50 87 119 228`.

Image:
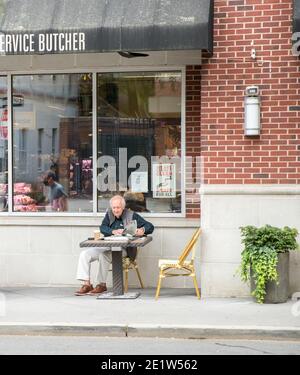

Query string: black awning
0 0 214 55
294 0 300 32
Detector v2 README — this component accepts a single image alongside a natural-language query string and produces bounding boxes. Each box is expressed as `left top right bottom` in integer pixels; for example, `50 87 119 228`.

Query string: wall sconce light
244 86 261 136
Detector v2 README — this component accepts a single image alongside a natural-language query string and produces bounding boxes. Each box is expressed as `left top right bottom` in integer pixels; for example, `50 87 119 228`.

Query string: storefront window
0 77 8 212
8 70 183 215
97 72 182 213
12 74 93 212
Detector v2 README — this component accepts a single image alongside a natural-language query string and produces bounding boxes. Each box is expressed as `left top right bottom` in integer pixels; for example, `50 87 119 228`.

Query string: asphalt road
0 336 299 355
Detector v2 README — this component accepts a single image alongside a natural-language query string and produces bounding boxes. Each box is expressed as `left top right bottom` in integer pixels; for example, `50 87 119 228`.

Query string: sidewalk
0 287 299 340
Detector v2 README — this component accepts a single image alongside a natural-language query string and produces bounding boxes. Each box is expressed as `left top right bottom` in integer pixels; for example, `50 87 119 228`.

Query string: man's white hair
109 195 126 209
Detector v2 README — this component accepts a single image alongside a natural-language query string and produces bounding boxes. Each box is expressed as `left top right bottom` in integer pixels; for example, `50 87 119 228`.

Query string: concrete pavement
1 336 300 355
0 287 299 340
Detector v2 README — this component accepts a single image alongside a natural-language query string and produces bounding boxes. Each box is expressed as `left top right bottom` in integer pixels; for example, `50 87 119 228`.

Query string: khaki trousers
76 247 127 284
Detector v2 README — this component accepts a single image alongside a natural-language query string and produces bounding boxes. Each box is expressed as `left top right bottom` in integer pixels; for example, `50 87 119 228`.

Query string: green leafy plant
239 225 299 304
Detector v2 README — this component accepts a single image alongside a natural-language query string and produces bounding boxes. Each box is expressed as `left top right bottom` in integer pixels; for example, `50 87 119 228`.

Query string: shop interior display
81 159 93 196
0 183 7 211
69 159 92 197
13 182 38 212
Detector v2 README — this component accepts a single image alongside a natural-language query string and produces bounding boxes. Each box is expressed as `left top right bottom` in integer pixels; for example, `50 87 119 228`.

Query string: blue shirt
49 182 67 202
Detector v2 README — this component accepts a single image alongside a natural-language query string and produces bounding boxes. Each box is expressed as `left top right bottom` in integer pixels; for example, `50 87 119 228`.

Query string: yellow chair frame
155 228 201 300
109 249 144 293
123 255 144 293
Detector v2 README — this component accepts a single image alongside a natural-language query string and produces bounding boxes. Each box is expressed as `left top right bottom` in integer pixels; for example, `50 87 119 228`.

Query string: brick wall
186 65 202 218
200 0 300 186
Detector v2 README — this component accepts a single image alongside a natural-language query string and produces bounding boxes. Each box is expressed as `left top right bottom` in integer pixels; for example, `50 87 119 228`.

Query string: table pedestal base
96 292 140 300
111 249 124 296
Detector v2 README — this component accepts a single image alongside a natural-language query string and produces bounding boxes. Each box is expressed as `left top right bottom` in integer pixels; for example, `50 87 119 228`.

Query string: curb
128 325 300 341
0 323 300 340
0 323 126 337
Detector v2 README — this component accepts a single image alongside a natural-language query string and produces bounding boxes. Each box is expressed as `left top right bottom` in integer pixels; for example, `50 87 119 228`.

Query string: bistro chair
108 247 144 292
123 253 144 293
155 228 201 300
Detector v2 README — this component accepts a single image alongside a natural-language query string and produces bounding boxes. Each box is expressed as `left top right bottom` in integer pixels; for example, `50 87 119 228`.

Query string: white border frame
0 66 186 218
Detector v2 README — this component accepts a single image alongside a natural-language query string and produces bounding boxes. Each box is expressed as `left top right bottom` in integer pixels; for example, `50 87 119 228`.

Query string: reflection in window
0 77 8 212
12 74 93 212
97 72 182 213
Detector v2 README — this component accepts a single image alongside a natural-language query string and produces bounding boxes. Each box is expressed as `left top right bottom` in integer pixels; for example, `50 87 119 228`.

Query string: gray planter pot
251 252 290 304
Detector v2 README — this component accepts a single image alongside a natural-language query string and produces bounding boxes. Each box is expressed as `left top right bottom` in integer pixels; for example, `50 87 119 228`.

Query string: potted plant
239 225 299 304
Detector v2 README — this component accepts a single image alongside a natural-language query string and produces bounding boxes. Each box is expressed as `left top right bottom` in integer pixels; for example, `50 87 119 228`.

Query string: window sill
0 214 199 228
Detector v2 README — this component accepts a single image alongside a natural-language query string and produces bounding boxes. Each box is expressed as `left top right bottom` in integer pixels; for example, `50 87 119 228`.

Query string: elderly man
75 195 154 296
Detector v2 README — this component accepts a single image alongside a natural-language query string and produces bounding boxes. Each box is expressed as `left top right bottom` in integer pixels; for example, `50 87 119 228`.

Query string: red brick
186 0 299 218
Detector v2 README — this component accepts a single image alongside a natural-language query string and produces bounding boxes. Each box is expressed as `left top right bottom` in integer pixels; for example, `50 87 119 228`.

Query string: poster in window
0 108 8 140
152 164 176 198
131 172 148 193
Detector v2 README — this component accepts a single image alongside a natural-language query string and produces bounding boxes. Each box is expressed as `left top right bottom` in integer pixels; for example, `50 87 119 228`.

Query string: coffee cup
94 230 102 240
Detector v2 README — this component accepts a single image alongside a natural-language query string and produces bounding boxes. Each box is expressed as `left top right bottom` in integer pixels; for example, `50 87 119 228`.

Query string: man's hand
112 229 124 235
135 228 145 237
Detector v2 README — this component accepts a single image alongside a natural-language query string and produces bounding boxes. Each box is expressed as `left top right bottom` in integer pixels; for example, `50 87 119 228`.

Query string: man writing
75 195 154 296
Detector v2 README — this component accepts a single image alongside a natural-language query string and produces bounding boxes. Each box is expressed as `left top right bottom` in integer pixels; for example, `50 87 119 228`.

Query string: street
0 336 299 355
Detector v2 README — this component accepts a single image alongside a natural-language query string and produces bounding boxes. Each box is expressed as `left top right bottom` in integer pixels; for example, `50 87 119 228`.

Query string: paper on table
105 236 129 241
123 220 137 236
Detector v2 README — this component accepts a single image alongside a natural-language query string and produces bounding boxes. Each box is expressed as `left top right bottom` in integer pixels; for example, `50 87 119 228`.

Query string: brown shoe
75 284 93 296
88 284 107 295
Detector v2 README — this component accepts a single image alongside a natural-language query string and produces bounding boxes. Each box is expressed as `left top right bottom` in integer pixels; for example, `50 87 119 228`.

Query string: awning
294 0 300 32
0 0 214 56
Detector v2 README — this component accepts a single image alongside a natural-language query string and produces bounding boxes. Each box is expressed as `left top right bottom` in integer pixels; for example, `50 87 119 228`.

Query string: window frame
0 75 9 213
1 67 186 218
